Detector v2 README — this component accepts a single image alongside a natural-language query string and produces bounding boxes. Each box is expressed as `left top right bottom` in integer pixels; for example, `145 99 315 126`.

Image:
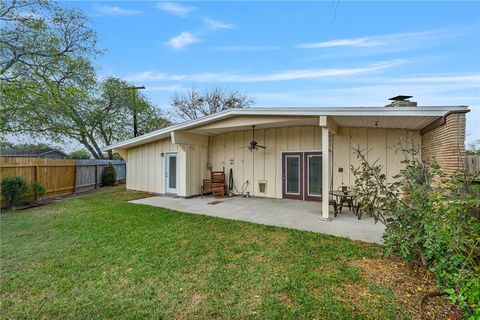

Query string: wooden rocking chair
201 168 227 198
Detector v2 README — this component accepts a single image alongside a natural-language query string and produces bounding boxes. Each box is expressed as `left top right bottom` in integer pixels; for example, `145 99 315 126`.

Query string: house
0 148 69 159
104 97 469 220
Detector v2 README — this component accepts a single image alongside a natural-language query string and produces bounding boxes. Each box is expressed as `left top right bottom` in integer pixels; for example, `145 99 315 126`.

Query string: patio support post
321 126 331 221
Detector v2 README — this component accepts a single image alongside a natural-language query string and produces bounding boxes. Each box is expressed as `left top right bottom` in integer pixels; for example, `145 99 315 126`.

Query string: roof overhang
103 106 469 151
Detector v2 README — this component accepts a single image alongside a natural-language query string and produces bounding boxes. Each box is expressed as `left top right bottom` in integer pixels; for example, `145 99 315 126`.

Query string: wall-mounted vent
385 95 417 108
258 180 267 193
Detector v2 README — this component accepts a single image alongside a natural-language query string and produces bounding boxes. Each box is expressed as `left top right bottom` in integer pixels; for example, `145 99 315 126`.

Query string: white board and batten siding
210 125 421 199
210 126 322 199
332 127 421 189
125 137 208 197
124 126 420 199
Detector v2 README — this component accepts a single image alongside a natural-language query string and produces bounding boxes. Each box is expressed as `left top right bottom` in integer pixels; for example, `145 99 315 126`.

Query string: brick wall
421 112 467 175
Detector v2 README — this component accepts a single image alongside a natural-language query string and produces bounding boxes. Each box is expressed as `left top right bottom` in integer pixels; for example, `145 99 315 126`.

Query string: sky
23 1 480 149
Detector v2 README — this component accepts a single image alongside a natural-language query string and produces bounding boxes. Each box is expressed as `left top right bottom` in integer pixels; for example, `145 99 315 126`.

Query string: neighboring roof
104 105 469 151
0 148 68 158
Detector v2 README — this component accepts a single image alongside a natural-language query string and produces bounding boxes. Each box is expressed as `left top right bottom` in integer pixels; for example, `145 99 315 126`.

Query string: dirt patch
279 291 296 307
350 257 452 319
190 293 202 308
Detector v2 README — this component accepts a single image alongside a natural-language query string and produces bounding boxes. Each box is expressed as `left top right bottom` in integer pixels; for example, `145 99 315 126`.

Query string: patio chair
337 186 354 213
201 168 227 198
200 179 213 198
330 198 339 217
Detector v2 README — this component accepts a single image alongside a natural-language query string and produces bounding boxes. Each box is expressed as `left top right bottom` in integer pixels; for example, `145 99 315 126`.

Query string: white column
321 126 331 221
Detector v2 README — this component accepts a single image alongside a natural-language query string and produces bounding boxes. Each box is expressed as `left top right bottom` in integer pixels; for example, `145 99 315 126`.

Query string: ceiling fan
243 125 266 151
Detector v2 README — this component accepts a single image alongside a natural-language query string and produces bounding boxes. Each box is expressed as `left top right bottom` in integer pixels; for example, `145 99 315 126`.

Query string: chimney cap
389 95 413 101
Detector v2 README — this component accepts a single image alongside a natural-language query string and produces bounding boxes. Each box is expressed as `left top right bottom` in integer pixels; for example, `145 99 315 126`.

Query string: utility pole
127 85 145 137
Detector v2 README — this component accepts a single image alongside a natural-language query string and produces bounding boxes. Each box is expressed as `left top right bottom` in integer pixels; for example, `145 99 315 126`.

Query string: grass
1 186 412 319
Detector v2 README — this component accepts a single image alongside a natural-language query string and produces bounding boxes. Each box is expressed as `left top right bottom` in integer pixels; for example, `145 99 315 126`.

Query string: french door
165 153 178 194
282 152 322 201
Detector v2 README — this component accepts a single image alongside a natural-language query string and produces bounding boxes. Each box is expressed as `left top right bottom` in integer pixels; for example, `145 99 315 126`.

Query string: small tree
1 176 28 208
170 87 254 121
466 139 480 156
101 164 117 186
351 141 480 318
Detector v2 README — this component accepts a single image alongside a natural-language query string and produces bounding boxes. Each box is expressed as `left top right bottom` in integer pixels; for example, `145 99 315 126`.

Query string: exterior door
304 152 322 201
165 153 178 194
282 152 322 201
282 152 303 200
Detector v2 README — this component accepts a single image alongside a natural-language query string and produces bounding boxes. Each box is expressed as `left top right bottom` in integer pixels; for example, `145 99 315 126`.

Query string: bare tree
170 87 254 121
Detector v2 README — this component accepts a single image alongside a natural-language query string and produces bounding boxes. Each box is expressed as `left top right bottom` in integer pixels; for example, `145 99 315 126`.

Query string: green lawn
1 187 412 319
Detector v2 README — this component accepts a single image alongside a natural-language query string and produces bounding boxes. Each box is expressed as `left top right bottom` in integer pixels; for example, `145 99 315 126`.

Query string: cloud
252 73 480 107
156 2 195 17
147 84 184 91
384 73 480 85
96 5 141 16
125 60 404 83
211 45 281 52
251 73 480 144
297 26 478 50
204 18 235 30
167 32 199 50
298 38 384 49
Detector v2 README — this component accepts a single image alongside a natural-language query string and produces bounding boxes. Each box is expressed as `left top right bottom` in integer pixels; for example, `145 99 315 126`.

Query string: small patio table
329 190 361 218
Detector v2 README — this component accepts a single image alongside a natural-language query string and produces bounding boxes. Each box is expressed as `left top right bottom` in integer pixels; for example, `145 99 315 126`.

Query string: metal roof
103 105 469 151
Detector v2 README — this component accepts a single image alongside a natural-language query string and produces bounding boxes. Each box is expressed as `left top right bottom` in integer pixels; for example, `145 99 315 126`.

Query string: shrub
351 141 480 319
1 176 28 208
102 164 117 186
69 149 91 159
28 181 46 201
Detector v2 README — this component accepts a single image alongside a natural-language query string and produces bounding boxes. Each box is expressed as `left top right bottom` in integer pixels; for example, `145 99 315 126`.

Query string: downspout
207 135 212 170
456 113 461 172
330 134 334 193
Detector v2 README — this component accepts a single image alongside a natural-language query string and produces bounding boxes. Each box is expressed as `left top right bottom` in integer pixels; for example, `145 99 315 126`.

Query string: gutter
420 109 470 135
104 106 469 151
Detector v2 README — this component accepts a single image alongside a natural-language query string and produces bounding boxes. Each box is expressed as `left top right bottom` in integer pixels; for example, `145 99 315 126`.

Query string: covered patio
130 195 386 243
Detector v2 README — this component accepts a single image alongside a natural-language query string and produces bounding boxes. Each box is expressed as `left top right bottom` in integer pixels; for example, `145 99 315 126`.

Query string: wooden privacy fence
0 157 76 199
0 157 126 204
75 160 126 193
465 155 480 177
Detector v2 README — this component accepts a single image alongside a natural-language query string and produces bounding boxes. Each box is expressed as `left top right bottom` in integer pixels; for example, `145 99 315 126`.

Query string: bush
102 164 117 186
28 181 46 201
69 149 91 159
351 141 480 319
1 176 28 208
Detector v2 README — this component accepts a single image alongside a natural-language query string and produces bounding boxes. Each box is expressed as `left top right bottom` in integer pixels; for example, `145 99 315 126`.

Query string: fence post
73 161 77 194
35 165 40 200
95 164 99 188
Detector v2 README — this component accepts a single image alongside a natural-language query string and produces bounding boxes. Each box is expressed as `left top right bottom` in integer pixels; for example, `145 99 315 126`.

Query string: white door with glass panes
165 153 178 194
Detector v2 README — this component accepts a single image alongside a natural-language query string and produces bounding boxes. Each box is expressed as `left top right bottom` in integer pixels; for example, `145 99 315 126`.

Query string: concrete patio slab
130 195 386 244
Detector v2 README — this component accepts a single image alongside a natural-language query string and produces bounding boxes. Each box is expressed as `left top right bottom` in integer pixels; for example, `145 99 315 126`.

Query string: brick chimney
385 95 417 107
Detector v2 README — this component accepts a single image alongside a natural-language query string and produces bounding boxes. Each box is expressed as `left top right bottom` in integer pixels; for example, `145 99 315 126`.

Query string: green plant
1 176 28 208
69 149 91 159
28 181 46 201
351 141 480 319
101 164 117 186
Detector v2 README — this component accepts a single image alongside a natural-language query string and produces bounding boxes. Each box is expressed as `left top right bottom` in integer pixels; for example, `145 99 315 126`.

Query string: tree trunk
80 139 101 159
85 133 105 159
